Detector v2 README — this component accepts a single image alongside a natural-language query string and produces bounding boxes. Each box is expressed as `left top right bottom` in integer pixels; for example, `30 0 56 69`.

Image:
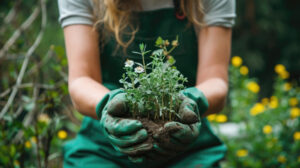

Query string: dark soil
139 118 166 144
135 118 183 160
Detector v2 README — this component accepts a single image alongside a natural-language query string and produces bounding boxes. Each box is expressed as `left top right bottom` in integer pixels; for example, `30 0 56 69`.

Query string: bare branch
0 0 21 34
0 7 40 59
0 0 47 119
13 106 24 118
4 6 17 23
0 89 10 99
0 82 64 99
58 71 68 82
63 105 82 126
27 49 54 76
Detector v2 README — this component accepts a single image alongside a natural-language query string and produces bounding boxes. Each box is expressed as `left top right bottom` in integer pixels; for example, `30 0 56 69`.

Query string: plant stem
35 124 42 168
141 52 147 74
167 45 177 55
154 98 159 120
161 95 165 121
169 96 173 121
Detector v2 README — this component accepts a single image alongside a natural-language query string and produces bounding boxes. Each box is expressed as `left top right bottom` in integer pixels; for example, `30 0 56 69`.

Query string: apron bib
64 8 226 168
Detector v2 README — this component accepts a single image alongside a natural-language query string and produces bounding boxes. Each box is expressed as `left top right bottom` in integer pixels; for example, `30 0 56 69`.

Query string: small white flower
125 59 134 68
38 114 50 124
134 66 144 73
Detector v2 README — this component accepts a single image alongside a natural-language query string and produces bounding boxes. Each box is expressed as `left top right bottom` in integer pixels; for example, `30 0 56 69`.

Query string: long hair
93 0 204 49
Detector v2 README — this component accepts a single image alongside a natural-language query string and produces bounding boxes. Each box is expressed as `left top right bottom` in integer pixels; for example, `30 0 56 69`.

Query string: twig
63 105 82 126
0 89 10 99
48 152 61 161
0 0 20 34
44 128 53 168
4 6 17 23
12 84 40 143
1 53 25 60
0 0 47 119
35 124 42 168
0 83 56 99
13 106 24 118
58 71 68 82
27 49 54 76
0 7 40 59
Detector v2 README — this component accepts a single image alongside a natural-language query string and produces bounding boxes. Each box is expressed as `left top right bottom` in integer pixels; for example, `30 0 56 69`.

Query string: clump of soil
139 118 166 144
133 118 183 160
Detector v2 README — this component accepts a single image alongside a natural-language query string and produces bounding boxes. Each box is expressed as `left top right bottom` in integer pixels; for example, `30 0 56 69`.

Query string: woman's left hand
130 87 206 162
130 87 208 162
151 92 203 158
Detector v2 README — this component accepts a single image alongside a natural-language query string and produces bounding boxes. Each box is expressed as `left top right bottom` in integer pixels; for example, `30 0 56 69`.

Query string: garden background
0 0 299 167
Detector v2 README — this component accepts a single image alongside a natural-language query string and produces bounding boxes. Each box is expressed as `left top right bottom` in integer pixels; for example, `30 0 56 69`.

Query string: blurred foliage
0 0 81 167
232 0 300 97
211 57 300 168
0 0 299 167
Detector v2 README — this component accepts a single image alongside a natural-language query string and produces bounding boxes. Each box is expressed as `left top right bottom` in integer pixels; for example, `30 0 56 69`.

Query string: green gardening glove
151 87 209 158
96 89 152 161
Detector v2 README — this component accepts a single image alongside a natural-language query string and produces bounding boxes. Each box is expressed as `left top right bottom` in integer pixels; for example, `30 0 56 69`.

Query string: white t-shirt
58 0 236 28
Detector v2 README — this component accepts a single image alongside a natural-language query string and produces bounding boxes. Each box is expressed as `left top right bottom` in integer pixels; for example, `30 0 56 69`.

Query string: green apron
64 8 227 168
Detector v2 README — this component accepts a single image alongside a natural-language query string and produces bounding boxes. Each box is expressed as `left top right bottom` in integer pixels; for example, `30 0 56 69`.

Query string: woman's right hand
98 90 152 160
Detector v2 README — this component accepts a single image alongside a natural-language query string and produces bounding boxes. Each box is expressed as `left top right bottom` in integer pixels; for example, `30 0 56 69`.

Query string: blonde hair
93 0 204 49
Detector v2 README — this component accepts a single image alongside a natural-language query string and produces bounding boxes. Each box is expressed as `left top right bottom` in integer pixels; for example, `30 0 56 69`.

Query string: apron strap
173 0 186 20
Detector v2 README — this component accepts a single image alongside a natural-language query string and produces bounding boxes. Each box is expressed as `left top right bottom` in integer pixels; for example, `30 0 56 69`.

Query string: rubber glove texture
152 87 209 157
96 89 152 158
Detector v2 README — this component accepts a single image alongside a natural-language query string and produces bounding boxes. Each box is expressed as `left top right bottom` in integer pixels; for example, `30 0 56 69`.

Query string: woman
58 0 236 167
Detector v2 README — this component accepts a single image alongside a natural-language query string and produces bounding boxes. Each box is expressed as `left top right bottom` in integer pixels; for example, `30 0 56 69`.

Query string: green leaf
139 43 145 51
152 49 163 56
132 51 142 55
155 37 163 46
167 56 176 65
53 45 65 59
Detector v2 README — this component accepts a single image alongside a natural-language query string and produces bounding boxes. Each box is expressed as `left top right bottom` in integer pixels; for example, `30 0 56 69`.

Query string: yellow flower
236 149 248 157
263 125 272 134
231 56 243 67
284 83 292 91
269 96 278 109
290 108 300 119
207 114 216 122
289 97 298 107
25 141 32 149
261 98 269 106
38 113 50 124
279 71 290 79
239 66 249 75
58 130 68 140
275 64 286 74
294 132 300 141
247 82 260 93
215 114 227 123
14 160 20 166
250 103 265 116
277 155 287 163
274 64 290 79
31 136 37 143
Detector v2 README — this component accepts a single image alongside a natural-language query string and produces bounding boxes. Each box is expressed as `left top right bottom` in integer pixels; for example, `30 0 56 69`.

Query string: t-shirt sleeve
58 0 94 27
202 0 236 28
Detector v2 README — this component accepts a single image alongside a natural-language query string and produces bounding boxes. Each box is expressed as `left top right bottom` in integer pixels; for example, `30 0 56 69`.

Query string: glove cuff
181 87 209 116
95 89 124 119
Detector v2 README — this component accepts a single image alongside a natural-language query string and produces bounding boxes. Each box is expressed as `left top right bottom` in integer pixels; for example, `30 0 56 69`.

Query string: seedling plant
120 37 187 122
